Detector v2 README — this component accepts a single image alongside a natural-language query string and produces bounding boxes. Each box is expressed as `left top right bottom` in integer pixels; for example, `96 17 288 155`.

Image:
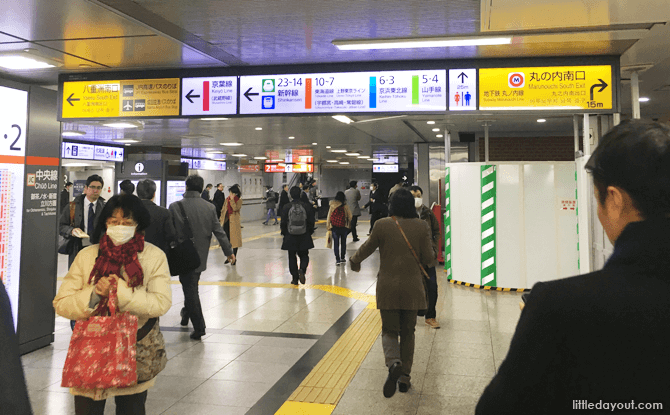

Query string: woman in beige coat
53 194 172 415
350 188 435 399
221 184 243 262
326 191 353 265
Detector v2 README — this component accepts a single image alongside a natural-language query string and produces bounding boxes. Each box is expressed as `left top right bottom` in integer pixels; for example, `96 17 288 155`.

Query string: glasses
88 186 103 190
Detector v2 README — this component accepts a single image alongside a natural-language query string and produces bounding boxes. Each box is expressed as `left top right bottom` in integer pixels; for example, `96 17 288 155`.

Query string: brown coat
220 196 243 248
351 217 436 310
326 200 353 230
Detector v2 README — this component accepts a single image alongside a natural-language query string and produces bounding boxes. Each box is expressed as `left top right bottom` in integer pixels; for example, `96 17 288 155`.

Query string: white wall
191 168 266 222
320 167 371 198
64 164 116 201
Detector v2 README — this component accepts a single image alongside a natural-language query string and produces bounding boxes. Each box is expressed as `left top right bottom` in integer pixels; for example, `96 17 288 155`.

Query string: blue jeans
264 208 277 223
332 227 348 261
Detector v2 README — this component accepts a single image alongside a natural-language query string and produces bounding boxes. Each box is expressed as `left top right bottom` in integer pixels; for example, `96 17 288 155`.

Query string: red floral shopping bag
62 280 138 389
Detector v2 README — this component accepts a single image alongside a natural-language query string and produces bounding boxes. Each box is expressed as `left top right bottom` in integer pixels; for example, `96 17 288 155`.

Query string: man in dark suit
212 183 225 219
60 181 73 212
477 120 670 414
137 179 175 254
59 174 106 267
201 183 213 202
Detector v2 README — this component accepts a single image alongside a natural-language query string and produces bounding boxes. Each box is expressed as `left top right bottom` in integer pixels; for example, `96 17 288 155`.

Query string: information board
190 159 226 171
264 163 314 173
94 145 124 162
373 164 399 173
239 70 446 114
0 86 27 329
479 65 613 110
449 69 477 111
61 78 180 119
165 180 186 207
181 77 238 116
62 142 95 160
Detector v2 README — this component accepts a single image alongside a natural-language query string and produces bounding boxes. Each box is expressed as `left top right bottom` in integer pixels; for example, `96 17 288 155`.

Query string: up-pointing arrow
458 72 468 83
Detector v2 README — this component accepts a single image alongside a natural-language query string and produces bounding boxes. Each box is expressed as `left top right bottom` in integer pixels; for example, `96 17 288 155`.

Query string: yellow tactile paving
275 401 335 415
281 307 382 413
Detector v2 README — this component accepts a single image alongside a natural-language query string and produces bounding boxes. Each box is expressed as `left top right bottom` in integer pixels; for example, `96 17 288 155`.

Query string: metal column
576 114 592 274
631 72 641 119
484 123 490 162
573 115 580 155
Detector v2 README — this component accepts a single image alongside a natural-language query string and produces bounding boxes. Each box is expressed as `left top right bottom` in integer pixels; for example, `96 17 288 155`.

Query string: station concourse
1 0 670 414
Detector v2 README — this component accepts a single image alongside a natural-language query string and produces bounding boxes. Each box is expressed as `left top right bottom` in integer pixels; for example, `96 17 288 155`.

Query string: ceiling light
0 53 60 70
333 36 512 50
432 128 440 132
339 162 350 165
326 146 331 149
333 115 353 124
112 139 140 143
345 153 361 156
288 136 295 139
436 134 444 138
312 142 318 145
254 157 267 160
103 122 139 129
207 150 224 154
255 127 263 130
427 121 435 125
61 131 86 137
125 144 131 146
326 160 338 163
200 117 229 121
232 153 247 157
639 97 650 102
331 149 348 153
537 119 547 123
357 156 369 159
220 142 243 146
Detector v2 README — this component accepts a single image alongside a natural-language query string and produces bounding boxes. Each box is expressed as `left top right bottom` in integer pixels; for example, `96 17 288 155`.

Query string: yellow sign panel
61 78 180 119
479 66 612 110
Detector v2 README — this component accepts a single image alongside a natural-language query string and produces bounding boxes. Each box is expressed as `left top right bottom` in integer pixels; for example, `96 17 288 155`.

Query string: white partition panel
555 164 580 278
496 165 525 289
449 164 483 285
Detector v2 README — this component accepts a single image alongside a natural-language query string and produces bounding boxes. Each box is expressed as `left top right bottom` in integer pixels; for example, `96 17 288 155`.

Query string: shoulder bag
58 202 77 255
392 216 431 316
136 317 167 382
167 201 201 276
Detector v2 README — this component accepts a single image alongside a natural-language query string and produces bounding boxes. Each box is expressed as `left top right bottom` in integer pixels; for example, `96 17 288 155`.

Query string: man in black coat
477 120 670 415
137 179 176 254
212 183 225 219
281 186 315 285
201 183 213 202
364 181 387 235
277 184 290 218
60 181 73 212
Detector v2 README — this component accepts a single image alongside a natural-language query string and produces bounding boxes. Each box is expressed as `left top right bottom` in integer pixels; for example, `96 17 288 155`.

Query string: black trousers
369 211 384 233
288 250 309 280
350 215 359 239
74 391 147 415
179 271 206 332
425 266 439 319
223 221 239 256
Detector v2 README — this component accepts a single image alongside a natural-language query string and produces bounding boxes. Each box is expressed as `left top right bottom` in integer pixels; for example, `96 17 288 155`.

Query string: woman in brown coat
220 184 243 262
350 188 435 398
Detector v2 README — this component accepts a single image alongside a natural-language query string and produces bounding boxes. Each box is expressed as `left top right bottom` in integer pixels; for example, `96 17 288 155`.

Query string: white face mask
415 198 423 208
106 225 137 245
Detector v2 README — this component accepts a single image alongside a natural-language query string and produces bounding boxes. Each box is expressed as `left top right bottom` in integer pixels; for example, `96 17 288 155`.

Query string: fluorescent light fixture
232 153 247 157
537 119 547 123
326 160 338 163
333 115 353 124
254 157 267 160
427 121 435 125
326 146 331 149
333 36 512 50
331 149 348 153
112 139 140 143
255 127 263 130
436 134 444 138
288 136 295 139
432 128 440 132
345 153 361 156
639 97 650 102
312 142 318 145
339 162 350 165
220 142 243 146
103 122 139 129
207 150 224 154
0 54 58 70
62 131 85 137
200 117 229 120
125 144 131 146
357 156 369 159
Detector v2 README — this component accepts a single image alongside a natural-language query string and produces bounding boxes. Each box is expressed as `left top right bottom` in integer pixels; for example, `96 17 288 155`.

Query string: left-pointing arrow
186 89 201 104
66 93 80 107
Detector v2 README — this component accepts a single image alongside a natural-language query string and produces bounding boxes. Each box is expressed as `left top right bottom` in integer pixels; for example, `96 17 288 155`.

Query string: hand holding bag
326 230 333 249
61 280 138 389
392 216 431 316
168 201 201 276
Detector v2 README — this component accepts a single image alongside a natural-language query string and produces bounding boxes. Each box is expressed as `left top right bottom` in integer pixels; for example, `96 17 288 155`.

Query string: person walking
280 186 315 285
388 178 404 198
277 184 290 216
344 181 361 242
201 183 213 202
59 174 106 267
212 183 225 220
350 188 435 397
137 179 176 255
170 175 235 340
263 186 279 225
364 181 387 235
60 181 73 212
327 191 353 265
410 185 440 329
221 184 242 262
119 179 135 196
54 194 172 414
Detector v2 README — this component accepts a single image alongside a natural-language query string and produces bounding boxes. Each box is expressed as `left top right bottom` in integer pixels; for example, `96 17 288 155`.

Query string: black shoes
180 308 189 327
298 270 306 284
383 362 403 398
398 380 411 393
189 330 206 340
291 279 299 285
353 238 360 242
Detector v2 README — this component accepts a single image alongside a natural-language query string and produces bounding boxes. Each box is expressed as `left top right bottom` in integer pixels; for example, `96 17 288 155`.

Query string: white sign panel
182 77 238 116
62 142 95 160
239 70 446 114
449 69 477 111
0 86 27 157
94 145 124 162
373 164 399 173
165 180 186 207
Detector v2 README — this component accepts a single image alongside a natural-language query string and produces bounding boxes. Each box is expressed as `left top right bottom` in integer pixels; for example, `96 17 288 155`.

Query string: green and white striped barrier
481 165 496 286
445 167 452 279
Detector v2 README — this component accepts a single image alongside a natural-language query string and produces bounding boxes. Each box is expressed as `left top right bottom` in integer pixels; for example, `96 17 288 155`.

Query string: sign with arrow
449 69 477 111
181 77 238 116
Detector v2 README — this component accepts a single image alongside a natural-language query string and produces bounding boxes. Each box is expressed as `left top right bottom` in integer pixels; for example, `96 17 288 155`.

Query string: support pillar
484 123 490 162
631 72 641 119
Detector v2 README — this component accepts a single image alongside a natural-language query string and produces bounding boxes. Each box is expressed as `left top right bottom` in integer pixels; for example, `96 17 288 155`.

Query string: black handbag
167 201 201 276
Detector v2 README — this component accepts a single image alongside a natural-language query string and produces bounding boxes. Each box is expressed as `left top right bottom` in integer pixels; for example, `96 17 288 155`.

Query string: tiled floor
24 218 524 414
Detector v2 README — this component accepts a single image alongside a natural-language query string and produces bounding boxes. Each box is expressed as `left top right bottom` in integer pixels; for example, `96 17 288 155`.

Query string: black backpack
288 202 308 235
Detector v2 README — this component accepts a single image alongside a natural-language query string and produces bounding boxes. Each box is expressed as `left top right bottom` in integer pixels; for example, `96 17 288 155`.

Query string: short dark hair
205 184 213 189
136 179 156 200
229 184 242 197
389 188 418 218
91 194 150 243
586 119 670 217
186 175 204 193
282 184 288 190
409 185 423 195
349 180 357 188
216 183 223 187
119 179 135 195
289 186 301 200
65 181 73 187
335 191 346 203
86 174 104 187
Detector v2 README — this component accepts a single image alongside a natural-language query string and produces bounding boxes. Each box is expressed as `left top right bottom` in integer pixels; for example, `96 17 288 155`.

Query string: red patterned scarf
88 233 145 314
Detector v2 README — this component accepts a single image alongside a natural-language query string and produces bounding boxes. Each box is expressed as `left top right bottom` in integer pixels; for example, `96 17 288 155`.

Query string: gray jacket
169 191 233 273
344 187 361 216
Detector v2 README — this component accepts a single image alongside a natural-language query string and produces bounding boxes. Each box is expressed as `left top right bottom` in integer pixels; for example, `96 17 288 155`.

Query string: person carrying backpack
280 186 315 285
327 191 353 265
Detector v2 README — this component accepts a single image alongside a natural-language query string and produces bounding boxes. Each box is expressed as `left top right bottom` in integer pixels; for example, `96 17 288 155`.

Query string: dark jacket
364 189 386 214
476 218 670 415
0 281 32 414
418 205 440 258
300 191 310 206
265 190 278 209
141 199 176 255
60 188 71 212
59 194 105 265
280 200 315 251
169 191 233 273
201 189 211 202
212 189 225 219
278 190 290 215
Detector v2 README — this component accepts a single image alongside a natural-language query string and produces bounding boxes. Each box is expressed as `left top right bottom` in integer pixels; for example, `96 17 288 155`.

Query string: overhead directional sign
181 77 238 116
479 65 613 110
449 69 477 111
239 70 447 114
61 78 180 119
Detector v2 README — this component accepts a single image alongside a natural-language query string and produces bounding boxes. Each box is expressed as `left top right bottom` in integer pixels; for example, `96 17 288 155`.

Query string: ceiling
3 0 670 157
